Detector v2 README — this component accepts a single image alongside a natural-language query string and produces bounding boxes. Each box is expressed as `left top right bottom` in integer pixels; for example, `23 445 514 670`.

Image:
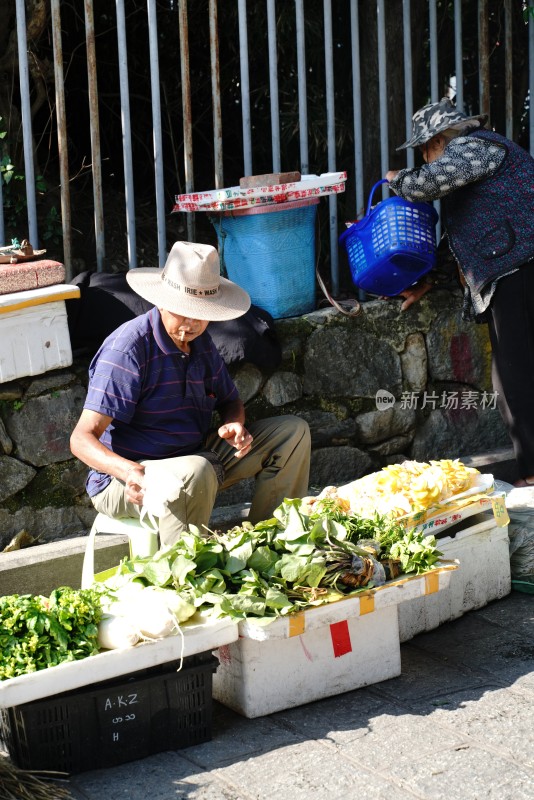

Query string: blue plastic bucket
212 199 319 319
339 179 439 296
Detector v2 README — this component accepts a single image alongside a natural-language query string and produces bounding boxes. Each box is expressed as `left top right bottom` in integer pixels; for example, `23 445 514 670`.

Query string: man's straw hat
126 241 250 321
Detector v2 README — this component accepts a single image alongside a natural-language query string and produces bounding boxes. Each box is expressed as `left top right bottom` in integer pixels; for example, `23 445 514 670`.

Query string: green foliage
0 155 16 185
0 398 24 414
0 116 62 245
0 116 15 185
0 115 23 232
42 205 63 244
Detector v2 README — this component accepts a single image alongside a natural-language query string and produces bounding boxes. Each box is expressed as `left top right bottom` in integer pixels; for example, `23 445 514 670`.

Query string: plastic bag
494 482 534 580
140 464 183 530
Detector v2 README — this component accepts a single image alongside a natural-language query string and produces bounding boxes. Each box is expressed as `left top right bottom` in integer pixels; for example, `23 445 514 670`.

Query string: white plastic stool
81 513 159 589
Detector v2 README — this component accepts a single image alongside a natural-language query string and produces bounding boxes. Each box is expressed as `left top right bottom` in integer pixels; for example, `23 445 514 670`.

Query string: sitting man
70 241 311 546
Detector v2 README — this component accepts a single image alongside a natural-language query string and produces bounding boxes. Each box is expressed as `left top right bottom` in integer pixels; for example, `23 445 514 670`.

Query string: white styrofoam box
214 606 400 719
0 284 80 383
213 565 456 718
398 515 511 643
0 614 238 709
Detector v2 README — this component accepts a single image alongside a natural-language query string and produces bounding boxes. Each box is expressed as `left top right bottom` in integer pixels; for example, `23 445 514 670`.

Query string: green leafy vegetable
0 586 104 680
389 530 442 574
98 498 443 623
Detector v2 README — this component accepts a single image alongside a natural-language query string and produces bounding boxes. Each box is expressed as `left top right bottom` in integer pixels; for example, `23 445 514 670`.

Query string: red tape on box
330 620 352 658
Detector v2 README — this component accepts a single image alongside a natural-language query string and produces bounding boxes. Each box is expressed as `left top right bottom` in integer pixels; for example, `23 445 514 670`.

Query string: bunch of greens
103 498 442 622
389 528 442 574
311 499 443 576
0 586 104 680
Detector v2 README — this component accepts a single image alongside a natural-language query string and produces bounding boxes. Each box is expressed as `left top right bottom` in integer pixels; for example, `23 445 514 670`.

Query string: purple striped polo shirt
83 307 238 497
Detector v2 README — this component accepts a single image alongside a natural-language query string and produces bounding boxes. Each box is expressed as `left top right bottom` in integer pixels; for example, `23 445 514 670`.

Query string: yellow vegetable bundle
315 459 480 520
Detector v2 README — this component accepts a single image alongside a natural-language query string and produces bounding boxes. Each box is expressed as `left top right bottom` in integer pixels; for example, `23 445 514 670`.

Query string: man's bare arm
70 409 145 502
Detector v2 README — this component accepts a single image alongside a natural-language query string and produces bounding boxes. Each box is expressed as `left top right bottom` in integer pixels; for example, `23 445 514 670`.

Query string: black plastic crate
0 653 218 774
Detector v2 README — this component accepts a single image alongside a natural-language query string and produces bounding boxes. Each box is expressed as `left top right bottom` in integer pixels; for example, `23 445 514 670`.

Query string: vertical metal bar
323 0 339 296
377 0 389 197
429 0 439 102
478 0 490 116
350 0 364 218
323 0 335 174
295 0 309 174
15 0 39 248
84 0 105 271
530 0 534 155
267 0 281 172
237 0 252 176
428 0 440 241
454 0 464 111
0 169 4 246
147 0 167 265
504 0 513 139
50 0 73 278
178 0 195 242
115 0 137 269
209 0 224 188
402 0 414 169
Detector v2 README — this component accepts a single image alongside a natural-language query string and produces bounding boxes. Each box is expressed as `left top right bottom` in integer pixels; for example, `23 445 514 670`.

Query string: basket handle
366 178 389 216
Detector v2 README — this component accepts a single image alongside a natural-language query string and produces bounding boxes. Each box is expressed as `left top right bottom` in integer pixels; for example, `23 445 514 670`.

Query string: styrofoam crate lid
411 491 509 538
0 614 238 709
236 563 457 642
0 283 80 314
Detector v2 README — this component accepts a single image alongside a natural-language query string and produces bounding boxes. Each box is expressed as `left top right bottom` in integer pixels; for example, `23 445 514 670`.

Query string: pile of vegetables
98 496 443 625
0 587 104 680
1 466 458 670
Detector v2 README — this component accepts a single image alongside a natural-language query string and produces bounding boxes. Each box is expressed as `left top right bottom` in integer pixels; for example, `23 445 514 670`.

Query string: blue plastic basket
212 200 318 319
339 179 439 296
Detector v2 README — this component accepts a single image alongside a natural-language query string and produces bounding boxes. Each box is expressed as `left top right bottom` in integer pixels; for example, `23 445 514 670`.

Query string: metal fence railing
3 0 533 294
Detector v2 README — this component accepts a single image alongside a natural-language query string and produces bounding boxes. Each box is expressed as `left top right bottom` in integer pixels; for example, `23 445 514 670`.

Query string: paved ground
56 590 534 800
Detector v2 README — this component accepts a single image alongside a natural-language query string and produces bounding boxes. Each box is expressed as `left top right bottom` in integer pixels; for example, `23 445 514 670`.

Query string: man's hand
218 422 253 458
386 170 400 183
124 464 146 505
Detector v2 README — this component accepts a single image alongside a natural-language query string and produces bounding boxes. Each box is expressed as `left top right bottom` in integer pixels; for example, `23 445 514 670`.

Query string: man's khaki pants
91 415 311 546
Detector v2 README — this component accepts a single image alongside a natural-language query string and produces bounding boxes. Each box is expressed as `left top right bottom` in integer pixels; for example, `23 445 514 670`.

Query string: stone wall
0 288 511 550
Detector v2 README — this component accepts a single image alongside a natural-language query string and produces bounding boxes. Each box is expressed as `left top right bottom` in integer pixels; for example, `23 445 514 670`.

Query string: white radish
99 583 194 644
148 587 196 623
125 590 177 639
98 615 140 650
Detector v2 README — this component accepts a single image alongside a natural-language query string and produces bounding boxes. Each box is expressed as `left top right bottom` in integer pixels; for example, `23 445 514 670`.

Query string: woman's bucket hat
126 241 251 321
396 97 488 150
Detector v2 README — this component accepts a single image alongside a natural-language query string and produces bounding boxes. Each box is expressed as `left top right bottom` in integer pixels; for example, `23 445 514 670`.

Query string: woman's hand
397 276 434 311
218 422 253 458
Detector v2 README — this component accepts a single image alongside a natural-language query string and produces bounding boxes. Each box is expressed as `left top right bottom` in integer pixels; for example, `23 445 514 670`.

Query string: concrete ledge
461 447 518 485
0 535 130 596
